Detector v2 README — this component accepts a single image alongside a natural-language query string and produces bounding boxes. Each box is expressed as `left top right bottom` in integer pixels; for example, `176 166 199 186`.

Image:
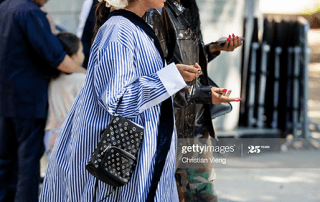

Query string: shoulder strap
93 179 117 202
111 88 127 117
113 96 124 116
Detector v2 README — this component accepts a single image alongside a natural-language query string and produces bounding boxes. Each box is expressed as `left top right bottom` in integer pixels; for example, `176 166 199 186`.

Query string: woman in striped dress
39 0 203 201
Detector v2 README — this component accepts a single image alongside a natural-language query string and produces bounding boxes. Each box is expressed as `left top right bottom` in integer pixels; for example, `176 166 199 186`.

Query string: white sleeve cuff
157 62 187 96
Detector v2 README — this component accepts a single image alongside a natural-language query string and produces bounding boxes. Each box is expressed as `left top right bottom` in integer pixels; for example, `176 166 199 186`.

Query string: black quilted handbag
86 96 144 192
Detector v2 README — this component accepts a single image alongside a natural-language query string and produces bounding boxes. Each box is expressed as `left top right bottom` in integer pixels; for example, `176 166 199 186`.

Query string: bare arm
57 55 87 74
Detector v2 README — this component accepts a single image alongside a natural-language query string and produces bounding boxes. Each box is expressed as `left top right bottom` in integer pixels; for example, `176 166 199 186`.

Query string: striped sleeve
94 41 186 118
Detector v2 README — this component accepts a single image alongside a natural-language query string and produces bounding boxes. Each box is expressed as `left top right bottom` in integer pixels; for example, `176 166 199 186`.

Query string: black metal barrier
238 16 311 138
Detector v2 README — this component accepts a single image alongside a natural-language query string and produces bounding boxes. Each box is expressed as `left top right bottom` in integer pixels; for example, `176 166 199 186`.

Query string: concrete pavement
214 151 320 202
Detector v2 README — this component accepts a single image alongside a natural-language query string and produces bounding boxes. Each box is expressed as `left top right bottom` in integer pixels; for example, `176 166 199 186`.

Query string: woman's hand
211 87 242 105
209 34 243 53
176 63 203 81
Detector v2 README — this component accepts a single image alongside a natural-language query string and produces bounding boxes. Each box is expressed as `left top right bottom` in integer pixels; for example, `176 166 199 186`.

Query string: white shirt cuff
157 62 187 96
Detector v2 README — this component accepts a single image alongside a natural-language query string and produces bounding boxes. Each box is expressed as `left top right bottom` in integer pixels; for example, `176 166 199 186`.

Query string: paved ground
215 167 320 202
214 150 320 202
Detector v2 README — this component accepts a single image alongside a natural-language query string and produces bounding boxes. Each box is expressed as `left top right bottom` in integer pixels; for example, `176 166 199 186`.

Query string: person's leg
175 168 193 202
14 118 46 202
185 168 218 202
175 135 218 202
176 168 217 202
188 135 218 202
0 117 18 202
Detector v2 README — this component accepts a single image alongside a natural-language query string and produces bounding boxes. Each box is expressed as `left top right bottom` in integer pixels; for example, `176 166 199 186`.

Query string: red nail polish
222 89 227 93
236 98 242 102
236 36 239 39
229 35 231 38
227 38 229 42
232 34 235 37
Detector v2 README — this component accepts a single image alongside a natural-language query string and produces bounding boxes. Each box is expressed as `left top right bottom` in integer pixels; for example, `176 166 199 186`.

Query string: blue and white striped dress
39 15 186 202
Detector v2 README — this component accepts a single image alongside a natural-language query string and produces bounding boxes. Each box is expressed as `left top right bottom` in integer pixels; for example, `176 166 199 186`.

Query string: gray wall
198 0 245 131
45 0 85 34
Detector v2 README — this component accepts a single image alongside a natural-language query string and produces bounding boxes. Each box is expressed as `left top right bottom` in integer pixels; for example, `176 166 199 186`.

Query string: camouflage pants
175 168 218 202
175 136 218 202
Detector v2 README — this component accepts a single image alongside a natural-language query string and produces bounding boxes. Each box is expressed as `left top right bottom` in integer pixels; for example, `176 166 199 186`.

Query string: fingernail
229 35 231 38
227 38 229 42
222 89 227 93
232 34 235 37
236 98 242 102
197 69 202 73
236 36 239 39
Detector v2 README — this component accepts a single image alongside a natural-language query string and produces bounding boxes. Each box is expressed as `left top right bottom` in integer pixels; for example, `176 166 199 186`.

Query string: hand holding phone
213 37 245 46
209 35 244 53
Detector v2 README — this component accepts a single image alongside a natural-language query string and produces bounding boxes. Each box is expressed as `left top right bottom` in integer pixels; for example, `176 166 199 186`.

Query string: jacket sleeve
25 10 66 69
191 85 212 104
94 41 186 118
204 42 221 63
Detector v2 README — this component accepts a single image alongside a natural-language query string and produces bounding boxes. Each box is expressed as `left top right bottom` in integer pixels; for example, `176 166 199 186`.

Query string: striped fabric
39 15 185 202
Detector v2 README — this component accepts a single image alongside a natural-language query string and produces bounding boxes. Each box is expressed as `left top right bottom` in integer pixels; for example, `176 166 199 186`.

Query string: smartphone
213 37 245 46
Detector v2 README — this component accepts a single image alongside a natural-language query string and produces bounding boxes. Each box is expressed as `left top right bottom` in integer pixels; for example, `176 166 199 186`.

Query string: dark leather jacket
145 0 220 139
